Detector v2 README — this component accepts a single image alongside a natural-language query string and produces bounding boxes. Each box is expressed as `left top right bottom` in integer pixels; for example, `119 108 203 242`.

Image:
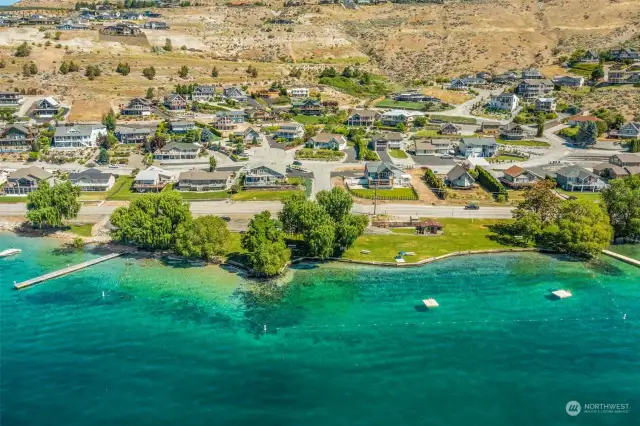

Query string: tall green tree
541 200 612 257
174 215 230 261
209 156 216 172
515 179 560 224
601 175 640 239
164 38 173 51
102 110 116 132
97 147 109 164
211 66 219 77
110 192 192 250
14 41 31 57
576 121 597 146
241 211 290 276
26 181 81 228
316 186 353 222
146 87 155 99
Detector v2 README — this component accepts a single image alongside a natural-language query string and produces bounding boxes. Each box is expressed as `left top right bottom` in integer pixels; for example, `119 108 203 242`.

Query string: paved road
0 201 514 219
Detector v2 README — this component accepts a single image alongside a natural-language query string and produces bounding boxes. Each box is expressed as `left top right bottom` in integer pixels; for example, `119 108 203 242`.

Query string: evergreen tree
211 66 219 77
163 38 172 52
576 121 597 146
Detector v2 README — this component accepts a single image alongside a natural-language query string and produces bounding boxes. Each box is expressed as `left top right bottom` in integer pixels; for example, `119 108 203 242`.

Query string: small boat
0 248 22 258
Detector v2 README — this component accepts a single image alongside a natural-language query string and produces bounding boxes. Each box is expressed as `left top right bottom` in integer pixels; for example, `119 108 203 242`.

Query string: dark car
293 160 302 166
220 216 231 222
465 204 480 210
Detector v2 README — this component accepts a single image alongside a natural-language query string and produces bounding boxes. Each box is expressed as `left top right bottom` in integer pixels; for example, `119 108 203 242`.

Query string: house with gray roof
216 110 246 123
499 122 531 140
0 124 36 152
116 126 154 144
223 87 248 102
192 85 216 101
275 123 304 141
515 79 554 101
52 124 107 149
120 97 151 116
489 92 519 113
445 165 475 189
0 91 24 107
609 153 640 168
364 161 407 189
371 132 403 151
170 121 196 133
133 166 175 192
616 122 640 139
244 164 286 187
458 137 498 157
154 142 200 161
3 166 54 195
236 127 261 144
308 133 347 150
69 168 115 192
164 93 187 111
32 97 61 118
346 109 380 126
178 169 232 192
380 110 423 127
555 165 607 192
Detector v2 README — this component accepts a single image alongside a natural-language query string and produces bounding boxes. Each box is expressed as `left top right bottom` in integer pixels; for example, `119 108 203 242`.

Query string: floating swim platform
551 289 572 299
423 298 439 308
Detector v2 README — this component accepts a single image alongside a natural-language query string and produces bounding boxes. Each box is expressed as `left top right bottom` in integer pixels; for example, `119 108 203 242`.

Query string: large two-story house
371 132 403 152
115 126 154 144
616 122 640 139
275 123 304 141
293 99 322 116
32 97 60 118
3 166 54 195
132 166 175 192
458 137 498 157
120 97 151 116
489 92 519 113
223 87 247 102
364 161 407 189
413 139 451 156
499 122 530 140
216 110 245 123
346 109 380 126
154 142 200 161
535 97 557 112
192 85 216 101
177 169 232 192
610 48 640 62
143 20 169 29
68 168 116 192
500 165 541 188
553 75 584 88
307 133 347 150
243 164 286 187
164 93 187 111
52 124 107 149
515 79 554 101
169 121 196 134
0 91 23 107
0 124 36 152
555 165 607 192
380 110 423 127
608 70 640 85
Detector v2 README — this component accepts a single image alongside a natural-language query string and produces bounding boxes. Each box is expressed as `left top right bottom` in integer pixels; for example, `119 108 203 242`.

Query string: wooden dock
14 252 126 290
601 250 640 268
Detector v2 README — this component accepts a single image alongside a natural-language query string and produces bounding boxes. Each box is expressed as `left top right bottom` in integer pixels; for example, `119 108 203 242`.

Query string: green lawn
556 189 602 202
375 99 425 110
558 127 579 138
107 176 171 201
178 191 230 200
293 115 323 125
488 154 527 163
318 75 392 98
568 63 599 78
429 115 476 124
388 149 408 159
232 190 304 201
349 187 418 200
66 223 94 237
343 218 517 262
496 139 551 147
0 195 28 203
412 129 463 138
79 192 108 201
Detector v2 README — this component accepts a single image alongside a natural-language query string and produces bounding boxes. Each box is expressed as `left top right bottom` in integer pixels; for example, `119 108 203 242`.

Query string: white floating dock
423 298 439 308
552 290 572 299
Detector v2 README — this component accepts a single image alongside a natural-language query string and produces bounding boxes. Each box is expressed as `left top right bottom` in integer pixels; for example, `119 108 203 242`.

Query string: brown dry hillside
1 0 639 120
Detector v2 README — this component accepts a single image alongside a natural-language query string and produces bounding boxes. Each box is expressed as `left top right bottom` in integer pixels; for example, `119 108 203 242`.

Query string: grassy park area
232 189 303 201
293 115 323 125
342 218 517 262
349 187 418 200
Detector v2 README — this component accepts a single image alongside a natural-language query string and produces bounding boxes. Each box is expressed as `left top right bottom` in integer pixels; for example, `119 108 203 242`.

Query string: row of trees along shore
491 176 640 257
22 176 640 274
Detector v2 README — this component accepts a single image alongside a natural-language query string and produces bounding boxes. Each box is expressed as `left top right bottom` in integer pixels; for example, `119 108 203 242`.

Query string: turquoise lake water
0 232 639 425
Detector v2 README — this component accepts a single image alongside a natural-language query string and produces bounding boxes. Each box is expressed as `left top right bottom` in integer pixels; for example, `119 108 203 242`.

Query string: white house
458 137 498 158
307 133 347 150
52 124 107 149
133 166 175 192
489 93 519 113
289 87 310 98
68 168 115 192
380 110 423 127
535 97 557 112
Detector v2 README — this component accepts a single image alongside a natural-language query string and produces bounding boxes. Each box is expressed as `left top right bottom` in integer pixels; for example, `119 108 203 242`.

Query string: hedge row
424 168 447 199
476 166 508 201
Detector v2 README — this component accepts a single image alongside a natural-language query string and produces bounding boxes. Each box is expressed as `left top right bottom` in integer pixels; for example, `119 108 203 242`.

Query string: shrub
476 166 508 201
424 168 447 199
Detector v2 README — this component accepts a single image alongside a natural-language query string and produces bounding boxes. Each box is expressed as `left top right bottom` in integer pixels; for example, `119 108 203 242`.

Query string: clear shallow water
1 233 639 426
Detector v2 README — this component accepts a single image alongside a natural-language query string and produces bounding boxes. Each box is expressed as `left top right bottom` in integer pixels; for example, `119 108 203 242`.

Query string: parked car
293 160 302 166
440 154 453 159
465 203 480 210
220 216 231 222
